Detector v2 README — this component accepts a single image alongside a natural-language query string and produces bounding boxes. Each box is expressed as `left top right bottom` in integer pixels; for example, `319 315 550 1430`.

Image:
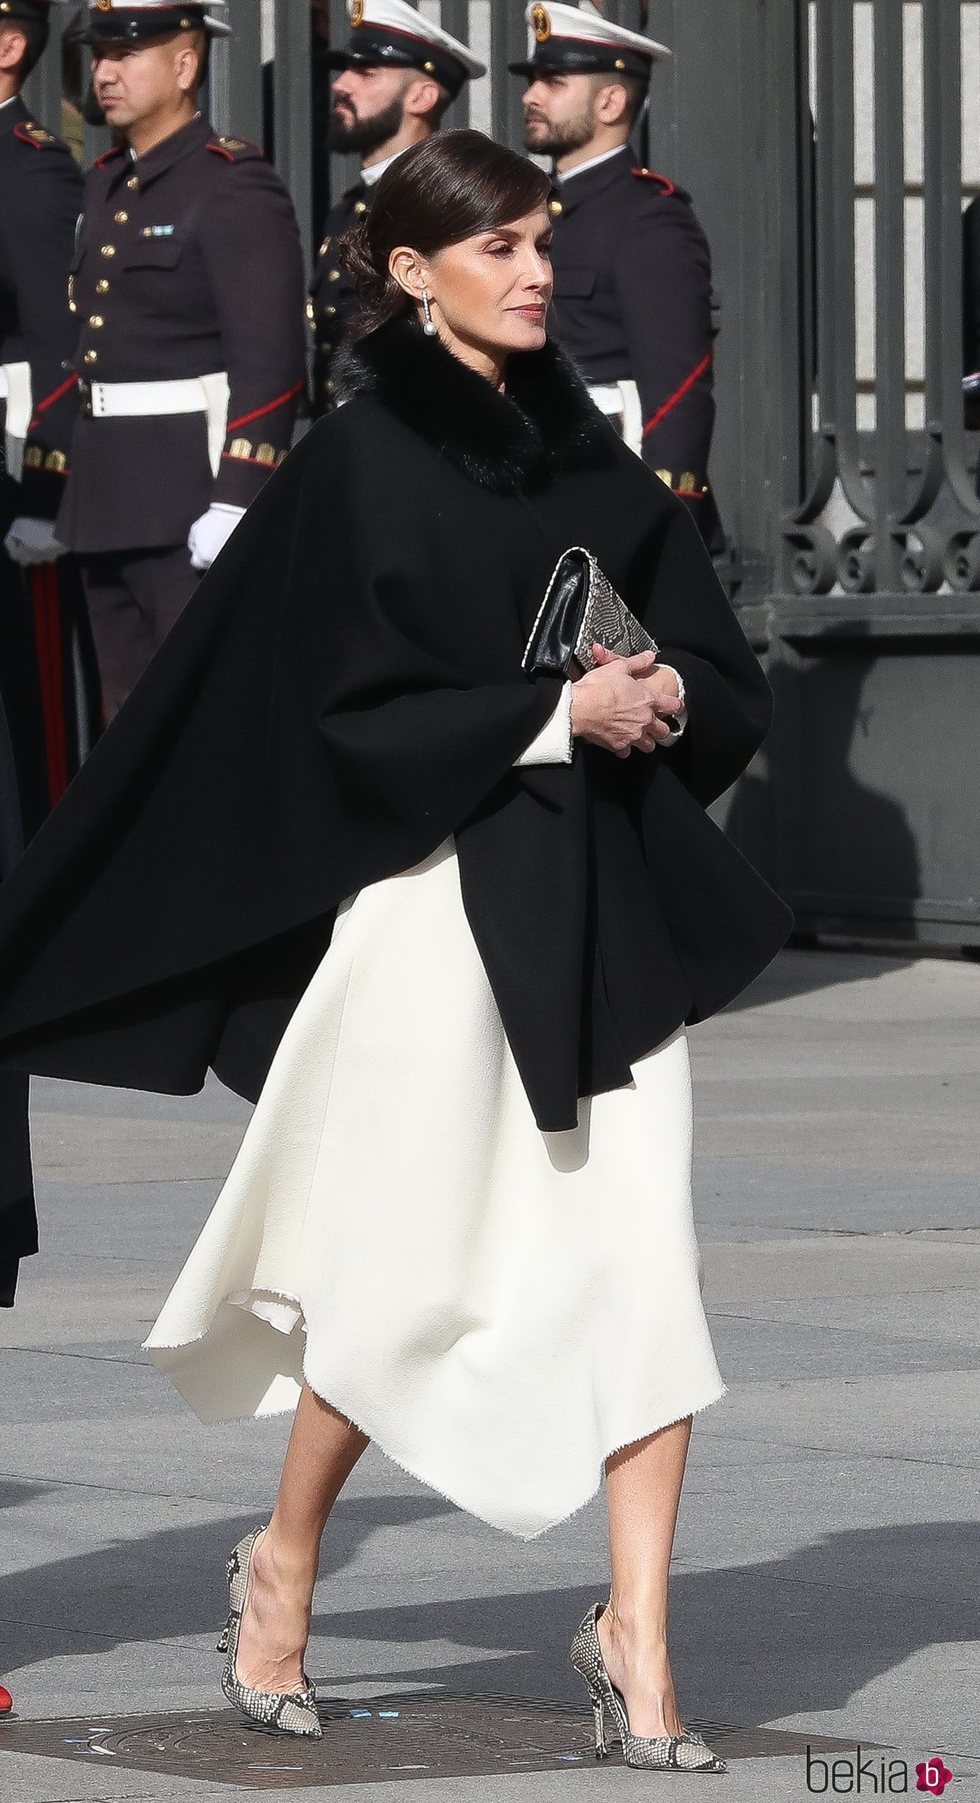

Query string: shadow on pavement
721 944 922 1014
0 1500 973 1735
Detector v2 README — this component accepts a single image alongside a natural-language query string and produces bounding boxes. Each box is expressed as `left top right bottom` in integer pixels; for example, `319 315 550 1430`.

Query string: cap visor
81 18 231 43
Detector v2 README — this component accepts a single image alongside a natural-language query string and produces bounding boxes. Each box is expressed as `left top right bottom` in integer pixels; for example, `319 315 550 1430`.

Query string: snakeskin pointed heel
218 1525 322 1739
570 1602 726 1773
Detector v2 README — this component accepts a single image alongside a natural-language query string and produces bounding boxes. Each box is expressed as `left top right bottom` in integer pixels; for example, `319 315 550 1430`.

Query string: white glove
187 502 246 572
4 517 69 565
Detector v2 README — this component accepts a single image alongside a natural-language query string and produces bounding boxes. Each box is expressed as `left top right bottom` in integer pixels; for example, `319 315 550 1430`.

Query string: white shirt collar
0 96 19 115
556 144 629 185
361 151 401 187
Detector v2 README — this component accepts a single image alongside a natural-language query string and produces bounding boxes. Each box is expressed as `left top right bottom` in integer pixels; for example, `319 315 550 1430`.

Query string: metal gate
25 1 980 947
644 0 980 949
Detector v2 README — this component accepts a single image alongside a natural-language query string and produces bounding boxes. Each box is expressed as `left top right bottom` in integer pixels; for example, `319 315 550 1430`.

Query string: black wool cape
0 318 792 1136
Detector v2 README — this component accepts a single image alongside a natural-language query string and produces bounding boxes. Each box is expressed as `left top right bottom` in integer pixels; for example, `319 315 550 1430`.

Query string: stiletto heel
589 1686 610 1758
219 1525 322 1739
570 1601 726 1773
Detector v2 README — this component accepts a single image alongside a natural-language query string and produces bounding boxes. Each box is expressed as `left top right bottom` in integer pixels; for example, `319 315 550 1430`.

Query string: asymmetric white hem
145 835 727 1540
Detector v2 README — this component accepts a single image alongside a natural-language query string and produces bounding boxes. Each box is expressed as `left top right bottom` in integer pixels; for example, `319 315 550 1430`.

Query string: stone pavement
0 946 977 1802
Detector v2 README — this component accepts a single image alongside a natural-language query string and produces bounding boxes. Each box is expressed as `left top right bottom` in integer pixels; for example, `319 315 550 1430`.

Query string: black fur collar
332 315 614 493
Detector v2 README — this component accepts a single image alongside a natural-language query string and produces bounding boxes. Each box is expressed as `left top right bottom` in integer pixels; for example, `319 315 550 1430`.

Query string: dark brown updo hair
338 129 552 340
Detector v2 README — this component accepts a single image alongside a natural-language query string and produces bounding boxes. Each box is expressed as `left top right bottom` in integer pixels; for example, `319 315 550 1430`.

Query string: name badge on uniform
143 224 175 237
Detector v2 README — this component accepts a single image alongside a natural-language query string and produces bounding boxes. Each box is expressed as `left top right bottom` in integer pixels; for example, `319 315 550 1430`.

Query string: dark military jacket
57 112 307 556
548 145 721 544
308 177 369 415
0 96 82 521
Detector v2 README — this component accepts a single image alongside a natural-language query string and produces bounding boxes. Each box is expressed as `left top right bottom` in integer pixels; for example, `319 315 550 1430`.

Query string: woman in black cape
0 131 791 1768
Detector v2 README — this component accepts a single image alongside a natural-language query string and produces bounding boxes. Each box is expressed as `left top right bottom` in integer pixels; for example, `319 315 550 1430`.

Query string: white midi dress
145 683 727 1540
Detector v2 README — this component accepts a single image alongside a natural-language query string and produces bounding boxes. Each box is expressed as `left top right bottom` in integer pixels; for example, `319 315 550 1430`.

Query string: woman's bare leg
235 1383 370 1691
597 1414 694 1737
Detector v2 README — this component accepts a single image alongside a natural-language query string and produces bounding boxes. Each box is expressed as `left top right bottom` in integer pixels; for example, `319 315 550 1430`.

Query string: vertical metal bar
796 0 817 505
327 0 359 201
775 0 816 540
440 0 472 130
813 0 865 516
273 0 312 257
208 33 229 138
643 0 678 174
490 0 528 151
214 0 262 146
871 0 906 588
922 0 977 513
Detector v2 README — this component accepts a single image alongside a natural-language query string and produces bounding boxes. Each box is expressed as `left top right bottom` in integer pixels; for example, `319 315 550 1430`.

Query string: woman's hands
569 643 684 758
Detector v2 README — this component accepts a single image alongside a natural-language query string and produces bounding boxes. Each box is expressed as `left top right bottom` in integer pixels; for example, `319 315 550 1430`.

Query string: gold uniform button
305 297 315 324
96 278 110 294
114 209 128 223
325 379 335 393
126 174 139 190
353 200 368 216
548 198 563 217
100 244 116 258
89 314 105 328
83 349 98 364
327 267 341 283
324 305 337 317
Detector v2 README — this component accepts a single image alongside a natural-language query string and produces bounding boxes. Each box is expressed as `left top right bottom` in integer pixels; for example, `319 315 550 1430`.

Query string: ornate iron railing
784 0 980 605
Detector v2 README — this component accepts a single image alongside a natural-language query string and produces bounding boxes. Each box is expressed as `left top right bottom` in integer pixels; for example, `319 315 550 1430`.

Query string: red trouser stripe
30 565 69 807
641 350 713 440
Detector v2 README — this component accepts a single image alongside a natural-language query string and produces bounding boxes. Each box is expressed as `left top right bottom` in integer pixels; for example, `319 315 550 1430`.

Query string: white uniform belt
82 372 231 477
586 378 643 458
85 377 214 416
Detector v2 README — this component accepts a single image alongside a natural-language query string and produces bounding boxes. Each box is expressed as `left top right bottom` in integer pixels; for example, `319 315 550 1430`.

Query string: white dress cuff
657 665 688 745
513 680 574 766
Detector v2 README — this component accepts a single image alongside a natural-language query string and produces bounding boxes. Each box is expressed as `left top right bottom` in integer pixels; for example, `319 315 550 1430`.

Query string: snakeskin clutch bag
521 546 657 678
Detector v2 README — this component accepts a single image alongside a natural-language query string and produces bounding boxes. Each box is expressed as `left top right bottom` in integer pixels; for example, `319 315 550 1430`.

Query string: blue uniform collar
551 144 634 214
100 111 211 190
0 94 30 140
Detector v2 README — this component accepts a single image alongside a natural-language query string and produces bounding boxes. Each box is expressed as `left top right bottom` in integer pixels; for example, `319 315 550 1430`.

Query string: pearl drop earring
421 288 437 336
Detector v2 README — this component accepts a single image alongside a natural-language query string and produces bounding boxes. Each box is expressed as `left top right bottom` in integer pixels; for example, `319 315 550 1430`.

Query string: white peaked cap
515 1 671 73
342 0 486 83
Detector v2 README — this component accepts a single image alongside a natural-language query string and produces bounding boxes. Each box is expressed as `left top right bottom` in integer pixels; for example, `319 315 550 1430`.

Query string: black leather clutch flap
521 546 657 678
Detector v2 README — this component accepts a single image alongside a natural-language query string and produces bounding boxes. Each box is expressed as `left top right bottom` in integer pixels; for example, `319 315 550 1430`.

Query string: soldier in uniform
309 0 484 413
511 2 723 551
0 0 100 831
58 0 306 722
